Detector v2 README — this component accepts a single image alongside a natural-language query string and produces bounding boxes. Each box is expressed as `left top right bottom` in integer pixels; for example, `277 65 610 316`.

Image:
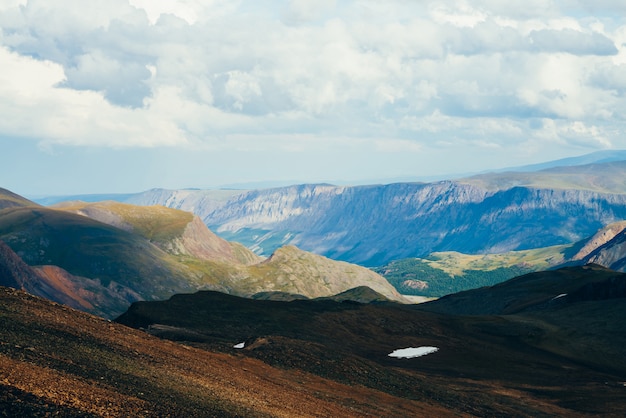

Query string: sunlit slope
0 187 38 210
0 206 200 300
1 189 405 316
56 201 402 301
55 200 262 265
375 245 570 297
246 245 406 301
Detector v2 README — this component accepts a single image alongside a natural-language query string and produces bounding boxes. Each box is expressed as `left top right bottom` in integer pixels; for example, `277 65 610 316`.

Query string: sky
2 0 626 196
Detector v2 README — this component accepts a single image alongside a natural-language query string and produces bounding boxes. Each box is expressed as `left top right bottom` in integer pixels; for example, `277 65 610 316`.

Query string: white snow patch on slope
233 342 245 349
388 346 438 359
552 293 567 300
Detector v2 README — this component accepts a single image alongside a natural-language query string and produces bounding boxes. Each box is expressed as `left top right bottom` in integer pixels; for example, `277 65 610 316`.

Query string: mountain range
21 150 626 300
2 151 626 415
0 189 403 317
34 153 626 267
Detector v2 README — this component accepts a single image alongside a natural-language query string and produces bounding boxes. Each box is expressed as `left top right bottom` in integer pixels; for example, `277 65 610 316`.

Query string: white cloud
284 0 336 24
429 2 487 27
529 28 617 55
1 0 626 168
0 46 186 147
537 119 612 148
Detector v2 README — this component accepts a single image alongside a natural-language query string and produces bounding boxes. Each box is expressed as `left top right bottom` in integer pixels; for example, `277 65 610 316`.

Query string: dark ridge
418 264 626 315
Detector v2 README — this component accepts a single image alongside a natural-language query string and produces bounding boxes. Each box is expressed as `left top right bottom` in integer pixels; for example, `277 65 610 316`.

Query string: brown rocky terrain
0 286 454 417
117 265 626 417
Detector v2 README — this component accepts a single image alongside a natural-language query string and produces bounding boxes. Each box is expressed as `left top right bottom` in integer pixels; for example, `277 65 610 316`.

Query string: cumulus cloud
284 0 336 24
529 28 618 55
0 45 186 147
1 0 626 160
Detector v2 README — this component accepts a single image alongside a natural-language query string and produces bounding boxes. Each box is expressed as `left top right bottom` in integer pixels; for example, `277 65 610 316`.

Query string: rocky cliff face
124 188 244 219
582 229 626 271
131 182 626 266
570 221 626 261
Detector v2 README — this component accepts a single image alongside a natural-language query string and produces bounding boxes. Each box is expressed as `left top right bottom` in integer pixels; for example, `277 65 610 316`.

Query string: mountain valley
2 152 626 416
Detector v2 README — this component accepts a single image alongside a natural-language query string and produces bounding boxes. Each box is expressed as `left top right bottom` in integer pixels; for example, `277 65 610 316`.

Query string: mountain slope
0 189 403 316
55 200 262 265
500 149 626 173
31 153 626 267
246 245 405 301
460 159 626 193
54 201 402 302
209 181 626 265
0 240 136 316
0 206 187 294
94 168 626 266
0 286 445 417
417 265 626 376
418 264 626 315
0 187 37 209
581 229 626 271
116 267 626 417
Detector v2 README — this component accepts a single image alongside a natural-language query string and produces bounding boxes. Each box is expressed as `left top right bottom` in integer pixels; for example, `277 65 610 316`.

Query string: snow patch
388 346 438 359
233 342 245 349
552 293 567 300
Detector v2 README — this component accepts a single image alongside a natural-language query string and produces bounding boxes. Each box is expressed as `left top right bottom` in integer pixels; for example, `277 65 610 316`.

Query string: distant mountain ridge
31 152 626 266
29 151 626 267
203 181 626 265
496 149 626 173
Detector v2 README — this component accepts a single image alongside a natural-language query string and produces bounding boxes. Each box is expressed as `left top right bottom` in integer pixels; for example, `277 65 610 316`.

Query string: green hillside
55 201 194 244
375 246 569 297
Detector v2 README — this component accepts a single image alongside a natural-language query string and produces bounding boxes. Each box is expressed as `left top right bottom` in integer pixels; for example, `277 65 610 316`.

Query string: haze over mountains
34 151 626 268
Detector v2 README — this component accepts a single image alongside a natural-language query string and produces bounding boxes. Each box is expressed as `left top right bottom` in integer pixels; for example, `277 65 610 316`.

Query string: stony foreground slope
117 265 626 417
0 287 448 417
